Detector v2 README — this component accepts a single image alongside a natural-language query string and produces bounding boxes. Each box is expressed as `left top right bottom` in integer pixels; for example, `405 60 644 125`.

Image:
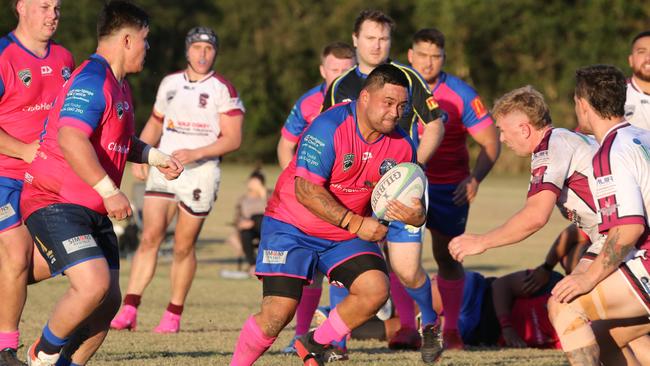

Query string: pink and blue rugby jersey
0 32 74 179
21 54 134 218
424 72 493 184
266 101 416 241
280 83 326 143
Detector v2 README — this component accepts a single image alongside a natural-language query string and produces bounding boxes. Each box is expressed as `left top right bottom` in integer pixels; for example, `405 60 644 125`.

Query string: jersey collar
184 70 215 83
9 31 51 60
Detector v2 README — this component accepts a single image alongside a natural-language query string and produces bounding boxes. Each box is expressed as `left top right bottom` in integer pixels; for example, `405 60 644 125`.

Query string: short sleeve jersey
153 71 245 158
625 79 650 131
0 32 74 179
21 54 135 218
322 61 442 142
590 123 650 249
527 128 599 242
281 83 326 142
424 72 494 184
265 101 416 241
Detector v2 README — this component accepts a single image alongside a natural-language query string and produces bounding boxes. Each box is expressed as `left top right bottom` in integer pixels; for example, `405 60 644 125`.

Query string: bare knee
352 273 389 311
393 268 421 288
173 243 195 260
73 273 111 306
257 297 297 337
138 229 165 252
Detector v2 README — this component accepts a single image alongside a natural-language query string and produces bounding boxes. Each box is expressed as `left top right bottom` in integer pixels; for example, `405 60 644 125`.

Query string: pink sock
436 275 465 331
389 272 416 330
230 316 276 366
0 330 19 350
313 308 351 344
295 287 322 336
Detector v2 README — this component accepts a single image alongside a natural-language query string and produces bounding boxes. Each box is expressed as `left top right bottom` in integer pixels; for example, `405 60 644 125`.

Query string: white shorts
145 160 221 217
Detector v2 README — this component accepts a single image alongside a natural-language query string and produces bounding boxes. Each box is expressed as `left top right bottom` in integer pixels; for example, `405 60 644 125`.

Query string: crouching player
19 2 183 365
230 64 426 365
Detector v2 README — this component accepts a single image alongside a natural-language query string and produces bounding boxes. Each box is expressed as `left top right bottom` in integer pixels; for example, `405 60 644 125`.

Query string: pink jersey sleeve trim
281 127 300 143
599 215 646 234
223 108 244 117
467 117 494 135
59 117 93 137
295 166 327 185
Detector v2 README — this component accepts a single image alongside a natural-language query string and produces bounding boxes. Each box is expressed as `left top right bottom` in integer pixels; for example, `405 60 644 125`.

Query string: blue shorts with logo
426 183 469 236
255 216 384 283
0 177 23 233
386 220 425 243
25 203 119 277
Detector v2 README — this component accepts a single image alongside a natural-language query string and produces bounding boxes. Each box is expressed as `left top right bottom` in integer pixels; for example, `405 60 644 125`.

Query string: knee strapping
553 302 597 352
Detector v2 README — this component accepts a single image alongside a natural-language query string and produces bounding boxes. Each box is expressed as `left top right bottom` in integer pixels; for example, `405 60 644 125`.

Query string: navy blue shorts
0 177 23 233
426 183 469 236
25 204 119 276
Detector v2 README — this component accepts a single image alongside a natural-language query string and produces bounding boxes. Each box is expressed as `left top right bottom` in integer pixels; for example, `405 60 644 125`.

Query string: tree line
1 0 648 172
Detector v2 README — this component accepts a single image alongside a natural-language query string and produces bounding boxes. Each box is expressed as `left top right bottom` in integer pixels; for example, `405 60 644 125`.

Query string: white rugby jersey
625 79 650 131
591 123 650 242
153 71 245 159
528 128 600 242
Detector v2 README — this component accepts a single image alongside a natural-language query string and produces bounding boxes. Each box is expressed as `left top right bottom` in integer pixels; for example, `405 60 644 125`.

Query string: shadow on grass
105 350 230 361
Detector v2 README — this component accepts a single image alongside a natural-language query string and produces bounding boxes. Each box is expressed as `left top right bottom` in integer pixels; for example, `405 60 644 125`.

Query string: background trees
2 0 647 170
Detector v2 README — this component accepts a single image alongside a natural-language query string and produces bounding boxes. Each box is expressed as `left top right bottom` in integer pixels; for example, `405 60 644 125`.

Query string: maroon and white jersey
152 71 244 160
528 128 599 242
625 79 650 131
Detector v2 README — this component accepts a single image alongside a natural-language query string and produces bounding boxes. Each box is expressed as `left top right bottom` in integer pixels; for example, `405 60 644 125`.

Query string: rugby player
19 2 182 364
547 65 650 366
0 1 73 364
321 10 445 360
407 28 500 349
625 30 650 130
110 26 245 334
230 64 425 366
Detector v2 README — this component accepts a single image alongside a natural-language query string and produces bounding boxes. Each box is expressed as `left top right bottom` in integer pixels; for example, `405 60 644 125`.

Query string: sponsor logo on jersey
0 203 16 222
24 172 33 184
599 199 618 217
62 234 97 254
426 96 438 111
166 90 176 102
18 69 32 87
61 67 71 81
362 152 373 161
199 93 209 108
22 102 52 112
116 102 124 119
107 142 130 154
531 150 550 169
41 65 53 75
379 159 397 176
343 153 354 172
633 138 650 162
594 175 616 199
262 250 288 264
471 97 488 119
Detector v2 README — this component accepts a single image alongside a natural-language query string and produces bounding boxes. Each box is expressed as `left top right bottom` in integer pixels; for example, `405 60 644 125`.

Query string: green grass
20 164 569 365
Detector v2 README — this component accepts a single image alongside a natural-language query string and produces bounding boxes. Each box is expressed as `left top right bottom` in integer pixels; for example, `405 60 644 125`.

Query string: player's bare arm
131 111 164 180
449 190 556 262
58 126 132 220
0 128 39 163
452 124 500 206
172 113 243 164
128 136 183 180
277 136 297 169
295 176 386 242
385 197 426 226
552 224 644 303
416 116 444 165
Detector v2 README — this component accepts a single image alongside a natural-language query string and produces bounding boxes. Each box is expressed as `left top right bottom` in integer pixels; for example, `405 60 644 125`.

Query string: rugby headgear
185 26 219 50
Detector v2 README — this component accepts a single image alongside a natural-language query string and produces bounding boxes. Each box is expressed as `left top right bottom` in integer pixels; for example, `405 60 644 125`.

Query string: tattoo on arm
602 230 635 270
565 343 599 366
295 177 348 226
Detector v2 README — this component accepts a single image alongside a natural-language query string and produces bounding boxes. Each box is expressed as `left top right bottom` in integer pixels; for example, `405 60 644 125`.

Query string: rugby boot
0 348 26 366
388 327 421 350
443 328 464 350
110 305 137 331
420 320 443 364
294 331 328 366
26 339 59 366
323 346 348 362
153 310 180 334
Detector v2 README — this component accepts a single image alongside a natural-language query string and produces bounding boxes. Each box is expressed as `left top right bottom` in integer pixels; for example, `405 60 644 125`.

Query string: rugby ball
371 162 426 221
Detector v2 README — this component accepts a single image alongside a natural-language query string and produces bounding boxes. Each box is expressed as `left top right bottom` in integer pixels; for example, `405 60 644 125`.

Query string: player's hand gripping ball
371 162 426 221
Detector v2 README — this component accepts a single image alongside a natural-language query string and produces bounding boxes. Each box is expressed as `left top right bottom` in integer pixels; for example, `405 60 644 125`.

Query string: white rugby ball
371 162 426 221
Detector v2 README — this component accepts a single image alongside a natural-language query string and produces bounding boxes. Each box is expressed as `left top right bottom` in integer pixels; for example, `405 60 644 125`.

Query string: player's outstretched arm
58 126 131 220
277 136 297 169
552 224 644 303
172 113 243 165
449 190 556 262
295 176 387 242
128 136 183 180
0 128 39 163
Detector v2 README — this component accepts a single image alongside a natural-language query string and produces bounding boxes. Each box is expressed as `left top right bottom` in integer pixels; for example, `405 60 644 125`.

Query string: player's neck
95 46 126 82
632 75 650 94
358 62 377 76
13 27 49 58
592 117 625 143
185 66 213 82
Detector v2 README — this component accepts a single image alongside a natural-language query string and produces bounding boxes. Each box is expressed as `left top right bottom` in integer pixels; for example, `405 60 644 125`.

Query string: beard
633 64 650 83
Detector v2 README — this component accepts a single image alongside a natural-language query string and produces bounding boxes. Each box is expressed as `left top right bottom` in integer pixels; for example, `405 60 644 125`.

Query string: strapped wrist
93 175 119 199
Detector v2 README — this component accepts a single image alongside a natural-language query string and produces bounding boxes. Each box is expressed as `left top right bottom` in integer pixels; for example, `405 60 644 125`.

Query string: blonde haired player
111 26 244 333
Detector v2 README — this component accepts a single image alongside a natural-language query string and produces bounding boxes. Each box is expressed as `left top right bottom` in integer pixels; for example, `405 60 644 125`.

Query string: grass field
20 164 570 365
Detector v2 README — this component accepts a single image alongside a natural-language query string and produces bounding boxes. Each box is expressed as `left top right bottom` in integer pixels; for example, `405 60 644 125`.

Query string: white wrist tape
93 175 120 199
147 147 169 167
